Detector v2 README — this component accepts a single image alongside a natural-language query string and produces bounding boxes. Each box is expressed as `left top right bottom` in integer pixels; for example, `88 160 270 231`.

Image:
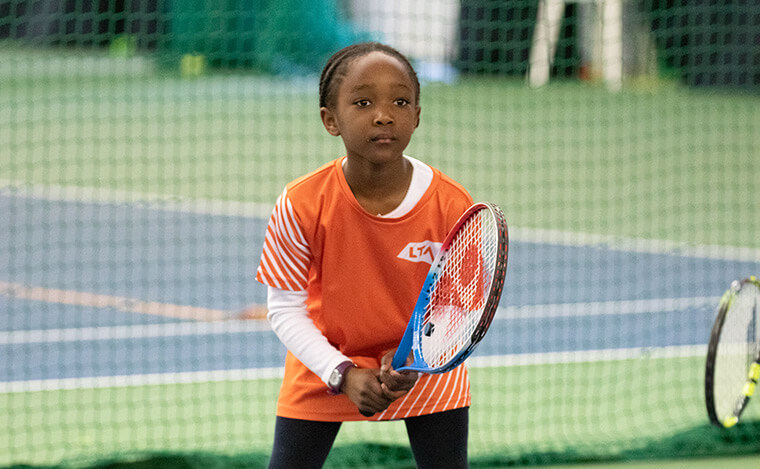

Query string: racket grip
360 410 375 417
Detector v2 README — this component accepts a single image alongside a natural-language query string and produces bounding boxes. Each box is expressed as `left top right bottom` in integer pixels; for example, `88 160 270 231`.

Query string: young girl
256 42 473 468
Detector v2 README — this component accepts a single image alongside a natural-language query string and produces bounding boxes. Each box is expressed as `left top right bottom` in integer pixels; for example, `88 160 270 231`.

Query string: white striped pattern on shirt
376 365 470 420
257 188 311 291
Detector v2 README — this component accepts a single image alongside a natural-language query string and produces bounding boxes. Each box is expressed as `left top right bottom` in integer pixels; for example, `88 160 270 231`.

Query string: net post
601 0 623 91
529 0 623 91
528 0 566 88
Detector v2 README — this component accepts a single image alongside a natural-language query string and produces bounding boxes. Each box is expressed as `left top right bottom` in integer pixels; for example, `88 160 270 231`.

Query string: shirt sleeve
267 286 351 385
256 188 311 291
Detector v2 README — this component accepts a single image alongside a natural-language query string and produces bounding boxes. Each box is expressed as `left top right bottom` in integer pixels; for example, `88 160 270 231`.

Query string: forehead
340 51 414 93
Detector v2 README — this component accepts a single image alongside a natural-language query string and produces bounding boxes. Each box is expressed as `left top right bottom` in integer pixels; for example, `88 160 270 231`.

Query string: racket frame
705 276 760 428
391 202 509 373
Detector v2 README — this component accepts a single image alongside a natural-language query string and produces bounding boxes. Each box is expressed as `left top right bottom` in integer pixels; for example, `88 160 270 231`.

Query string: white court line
497 296 718 320
467 344 706 369
0 179 274 219
3 179 760 261
0 367 285 393
510 227 760 263
0 319 271 345
0 344 705 394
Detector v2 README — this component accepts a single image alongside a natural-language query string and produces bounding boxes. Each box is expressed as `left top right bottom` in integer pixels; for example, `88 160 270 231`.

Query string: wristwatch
327 360 355 395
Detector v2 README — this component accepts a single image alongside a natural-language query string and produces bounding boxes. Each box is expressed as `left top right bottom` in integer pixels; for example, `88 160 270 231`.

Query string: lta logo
397 241 442 265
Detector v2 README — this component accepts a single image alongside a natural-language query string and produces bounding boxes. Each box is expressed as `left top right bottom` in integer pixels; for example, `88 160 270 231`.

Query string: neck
343 156 413 215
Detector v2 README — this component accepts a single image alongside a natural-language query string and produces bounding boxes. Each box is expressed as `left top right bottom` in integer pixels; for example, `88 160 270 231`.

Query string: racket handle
360 410 374 417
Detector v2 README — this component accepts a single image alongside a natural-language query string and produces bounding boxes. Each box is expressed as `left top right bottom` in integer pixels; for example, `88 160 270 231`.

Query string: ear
320 107 341 136
414 105 421 129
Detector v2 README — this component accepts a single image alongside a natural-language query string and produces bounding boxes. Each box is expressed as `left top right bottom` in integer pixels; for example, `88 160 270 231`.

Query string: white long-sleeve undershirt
267 287 349 386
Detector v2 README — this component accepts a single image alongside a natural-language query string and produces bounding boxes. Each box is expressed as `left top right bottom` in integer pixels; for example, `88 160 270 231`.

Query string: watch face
329 369 341 387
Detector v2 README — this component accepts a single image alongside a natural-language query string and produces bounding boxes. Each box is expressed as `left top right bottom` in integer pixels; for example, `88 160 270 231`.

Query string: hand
378 349 419 398
341 367 395 415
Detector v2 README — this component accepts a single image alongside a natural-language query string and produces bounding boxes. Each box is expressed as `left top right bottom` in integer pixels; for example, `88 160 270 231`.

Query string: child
256 42 473 468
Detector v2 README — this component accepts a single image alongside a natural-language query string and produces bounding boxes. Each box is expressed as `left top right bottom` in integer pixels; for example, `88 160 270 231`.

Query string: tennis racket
360 202 508 417
705 276 760 428
390 201 508 374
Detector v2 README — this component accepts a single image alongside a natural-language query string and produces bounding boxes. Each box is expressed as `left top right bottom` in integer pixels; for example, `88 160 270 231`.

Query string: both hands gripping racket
705 276 760 428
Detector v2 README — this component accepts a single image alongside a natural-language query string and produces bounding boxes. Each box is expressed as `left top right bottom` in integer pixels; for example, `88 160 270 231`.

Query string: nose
374 105 394 126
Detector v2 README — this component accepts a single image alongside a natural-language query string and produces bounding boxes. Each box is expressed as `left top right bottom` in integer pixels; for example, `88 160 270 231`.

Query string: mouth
368 134 395 144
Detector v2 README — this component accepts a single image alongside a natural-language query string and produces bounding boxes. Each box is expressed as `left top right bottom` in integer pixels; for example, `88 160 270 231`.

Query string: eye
354 99 370 107
395 98 410 107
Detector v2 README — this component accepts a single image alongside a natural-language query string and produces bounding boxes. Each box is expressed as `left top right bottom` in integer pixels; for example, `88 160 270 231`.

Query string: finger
359 399 391 416
380 369 419 390
379 366 412 381
382 379 414 394
380 349 395 367
356 383 393 412
360 389 393 414
381 383 409 400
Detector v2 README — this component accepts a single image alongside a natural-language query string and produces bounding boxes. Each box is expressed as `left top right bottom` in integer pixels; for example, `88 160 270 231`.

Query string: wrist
326 360 356 395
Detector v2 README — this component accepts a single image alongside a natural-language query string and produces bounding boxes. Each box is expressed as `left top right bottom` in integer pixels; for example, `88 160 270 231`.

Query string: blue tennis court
3 191 759 385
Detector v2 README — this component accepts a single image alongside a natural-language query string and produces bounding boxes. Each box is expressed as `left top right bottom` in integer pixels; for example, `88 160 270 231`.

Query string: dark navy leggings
267 407 469 468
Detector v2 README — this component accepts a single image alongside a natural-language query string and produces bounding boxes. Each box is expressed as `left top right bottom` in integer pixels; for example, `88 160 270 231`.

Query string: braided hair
318 42 420 109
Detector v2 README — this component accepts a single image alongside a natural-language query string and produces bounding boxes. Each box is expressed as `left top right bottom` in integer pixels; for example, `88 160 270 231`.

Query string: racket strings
713 282 760 423
422 210 500 367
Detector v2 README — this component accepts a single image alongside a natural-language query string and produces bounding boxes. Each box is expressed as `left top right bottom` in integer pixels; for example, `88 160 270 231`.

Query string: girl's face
321 52 420 166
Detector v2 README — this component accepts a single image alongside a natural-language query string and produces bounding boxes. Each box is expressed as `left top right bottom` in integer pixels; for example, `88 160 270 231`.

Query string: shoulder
272 158 346 238
435 169 472 202
424 163 473 206
277 159 346 219
285 159 339 198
